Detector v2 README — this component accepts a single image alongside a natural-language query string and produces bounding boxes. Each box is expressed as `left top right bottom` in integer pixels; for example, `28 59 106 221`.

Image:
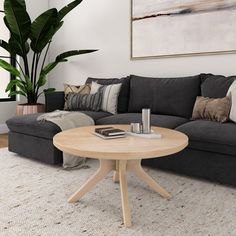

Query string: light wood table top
53 125 188 160
53 125 188 228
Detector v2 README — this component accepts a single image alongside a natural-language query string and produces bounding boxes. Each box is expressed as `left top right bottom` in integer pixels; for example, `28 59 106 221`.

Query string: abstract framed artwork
131 0 236 59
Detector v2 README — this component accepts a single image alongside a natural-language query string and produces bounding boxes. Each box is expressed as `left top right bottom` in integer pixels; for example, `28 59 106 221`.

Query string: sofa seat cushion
6 113 61 139
80 111 111 121
176 120 236 156
96 113 189 129
6 111 111 140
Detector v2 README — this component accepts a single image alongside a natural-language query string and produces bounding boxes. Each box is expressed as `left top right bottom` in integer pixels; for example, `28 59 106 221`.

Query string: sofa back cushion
128 75 201 118
45 91 65 112
86 76 130 113
200 73 236 98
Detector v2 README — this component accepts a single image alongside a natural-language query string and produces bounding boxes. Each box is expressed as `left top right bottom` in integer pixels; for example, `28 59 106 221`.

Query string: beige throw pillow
227 80 236 123
192 96 231 123
64 84 91 110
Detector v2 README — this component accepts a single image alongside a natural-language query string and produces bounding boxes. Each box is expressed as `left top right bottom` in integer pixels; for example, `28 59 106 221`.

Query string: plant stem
13 58 25 78
23 55 30 77
41 41 51 72
34 42 52 102
31 52 36 88
22 54 31 104
33 53 41 101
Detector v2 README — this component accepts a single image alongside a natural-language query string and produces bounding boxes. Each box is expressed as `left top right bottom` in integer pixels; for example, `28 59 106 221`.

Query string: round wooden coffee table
53 125 188 227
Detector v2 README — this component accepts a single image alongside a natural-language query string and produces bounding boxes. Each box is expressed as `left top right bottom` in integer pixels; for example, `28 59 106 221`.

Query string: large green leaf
37 88 56 99
30 8 58 52
56 50 98 62
8 36 29 56
37 50 97 88
44 88 55 93
0 39 11 54
9 37 23 55
37 58 68 91
37 73 47 87
8 90 26 97
42 59 67 75
50 20 64 38
37 59 67 89
5 79 26 93
3 16 14 37
0 58 20 77
3 18 22 55
31 21 64 53
24 75 33 91
16 0 26 8
37 49 97 89
58 0 83 21
6 79 17 92
4 0 31 44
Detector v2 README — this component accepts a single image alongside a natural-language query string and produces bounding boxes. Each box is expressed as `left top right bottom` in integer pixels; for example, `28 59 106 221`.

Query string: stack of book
94 127 126 139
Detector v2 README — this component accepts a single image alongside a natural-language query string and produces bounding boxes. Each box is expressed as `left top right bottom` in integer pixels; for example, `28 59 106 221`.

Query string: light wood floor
0 134 8 148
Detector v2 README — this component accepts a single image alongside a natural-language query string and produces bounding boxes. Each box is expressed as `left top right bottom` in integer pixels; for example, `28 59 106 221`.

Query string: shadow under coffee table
53 125 188 227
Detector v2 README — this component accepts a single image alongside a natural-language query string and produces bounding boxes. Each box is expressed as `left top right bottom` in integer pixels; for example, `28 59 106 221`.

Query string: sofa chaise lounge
6 73 236 186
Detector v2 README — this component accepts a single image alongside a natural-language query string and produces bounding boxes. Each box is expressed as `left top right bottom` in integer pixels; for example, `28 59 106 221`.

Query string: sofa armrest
44 91 65 112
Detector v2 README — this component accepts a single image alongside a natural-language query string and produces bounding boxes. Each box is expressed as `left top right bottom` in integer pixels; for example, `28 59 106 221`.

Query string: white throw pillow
227 80 236 123
90 81 102 94
90 81 122 114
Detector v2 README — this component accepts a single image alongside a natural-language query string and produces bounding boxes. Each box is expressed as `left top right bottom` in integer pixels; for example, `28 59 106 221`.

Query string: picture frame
131 0 236 59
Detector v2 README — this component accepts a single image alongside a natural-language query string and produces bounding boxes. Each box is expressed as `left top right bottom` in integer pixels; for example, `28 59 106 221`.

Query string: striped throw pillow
64 84 91 110
65 92 102 112
90 81 122 114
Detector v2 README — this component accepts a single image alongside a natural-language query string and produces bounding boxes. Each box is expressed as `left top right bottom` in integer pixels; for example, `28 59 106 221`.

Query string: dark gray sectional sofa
6 73 236 186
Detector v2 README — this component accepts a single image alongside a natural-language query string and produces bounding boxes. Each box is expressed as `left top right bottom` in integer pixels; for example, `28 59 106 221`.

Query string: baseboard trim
0 124 9 134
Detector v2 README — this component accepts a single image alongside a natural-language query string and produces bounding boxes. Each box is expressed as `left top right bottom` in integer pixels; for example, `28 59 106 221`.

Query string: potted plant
0 0 97 115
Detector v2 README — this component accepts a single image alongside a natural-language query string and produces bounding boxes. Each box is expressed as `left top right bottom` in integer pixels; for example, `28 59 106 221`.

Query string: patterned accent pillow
64 84 91 110
90 81 122 114
65 92 102 112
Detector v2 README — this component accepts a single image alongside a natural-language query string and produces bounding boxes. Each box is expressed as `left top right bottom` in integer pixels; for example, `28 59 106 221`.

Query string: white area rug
0 148 236 236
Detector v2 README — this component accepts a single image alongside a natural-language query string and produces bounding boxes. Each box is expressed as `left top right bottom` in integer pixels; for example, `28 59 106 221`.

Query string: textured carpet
0 148 236 236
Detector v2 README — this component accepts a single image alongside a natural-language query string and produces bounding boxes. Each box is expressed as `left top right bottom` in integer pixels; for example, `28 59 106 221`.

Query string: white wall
0 0 49 129
48 0 236 91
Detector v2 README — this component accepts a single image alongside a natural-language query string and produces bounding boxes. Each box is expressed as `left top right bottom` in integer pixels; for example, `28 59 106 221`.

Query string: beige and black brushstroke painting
131 0 236 58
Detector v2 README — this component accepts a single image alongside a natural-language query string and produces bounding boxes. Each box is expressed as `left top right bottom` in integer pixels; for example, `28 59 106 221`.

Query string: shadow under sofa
6 74 236 187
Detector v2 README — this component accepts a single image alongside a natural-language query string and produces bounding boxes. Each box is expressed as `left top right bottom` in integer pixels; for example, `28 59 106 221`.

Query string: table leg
68 158 169 227
68 159 115 203
127 160 171 199
113 160 119 183
119 160 132 227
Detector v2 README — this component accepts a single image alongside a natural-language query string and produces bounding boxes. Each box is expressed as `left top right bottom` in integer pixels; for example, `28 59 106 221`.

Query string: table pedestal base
68 159 171 227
